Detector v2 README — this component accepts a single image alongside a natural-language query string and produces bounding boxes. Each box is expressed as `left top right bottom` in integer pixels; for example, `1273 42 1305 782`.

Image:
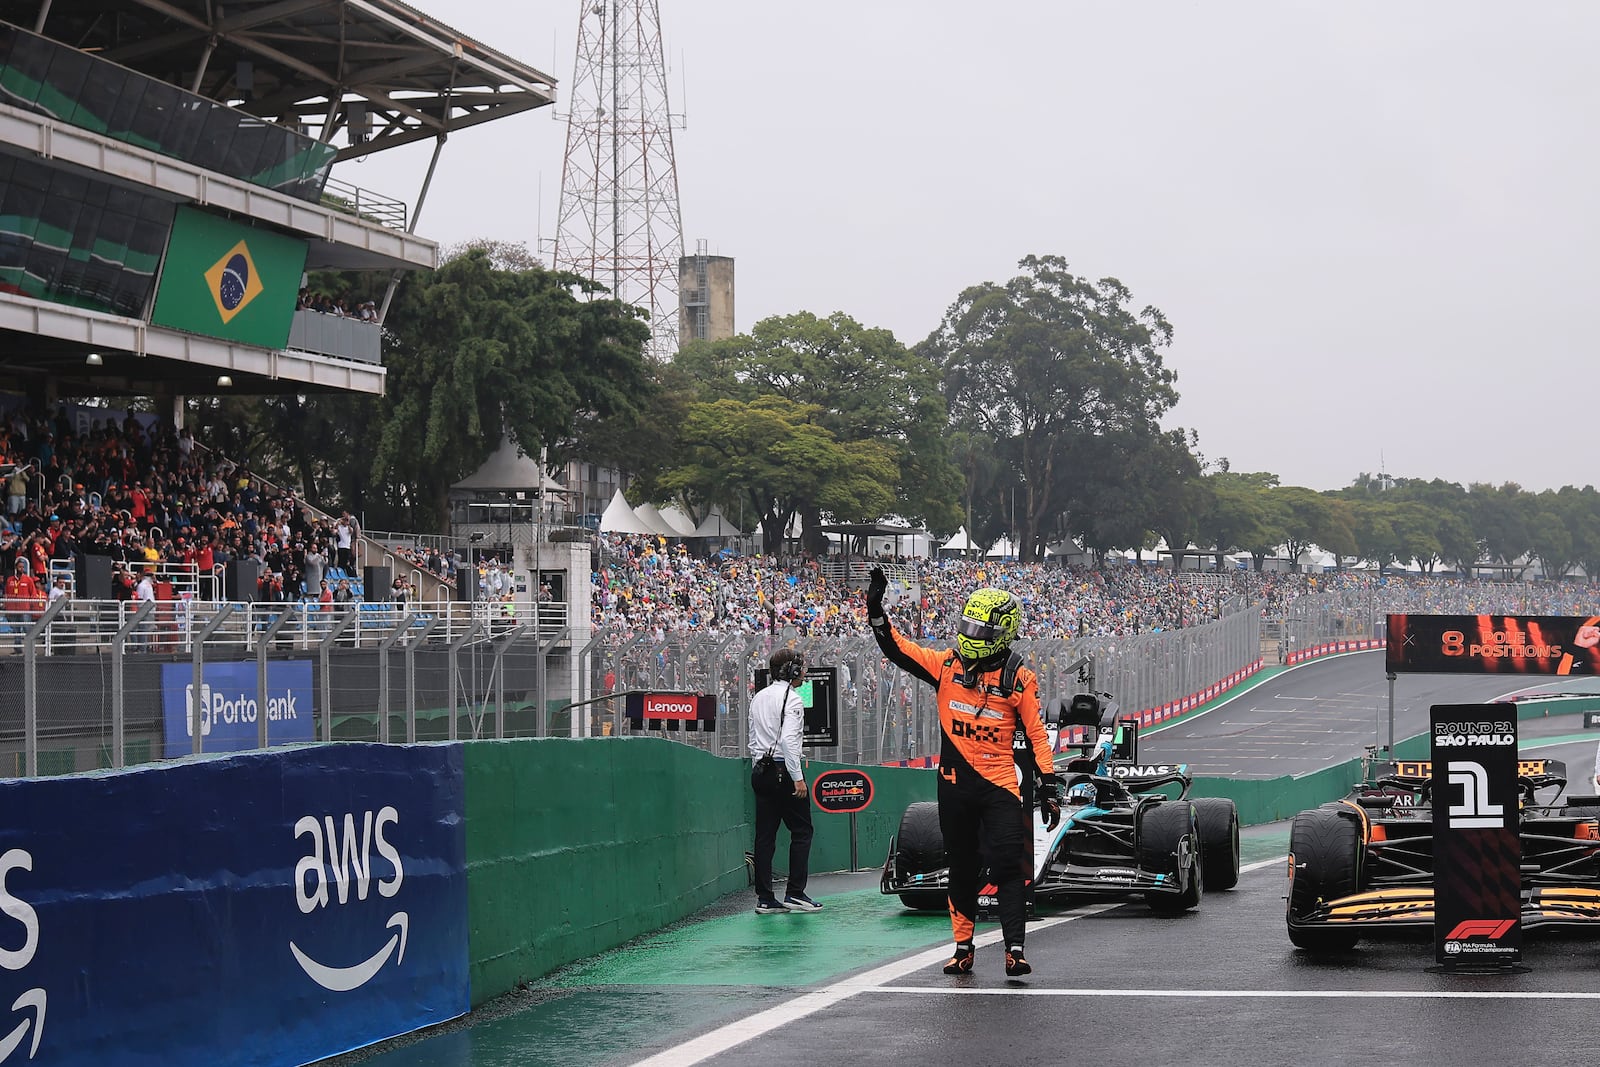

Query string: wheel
1139 801 1202 913
1286 808 1361 952
894 802 945 876
898 890 948 912
1194 797 1241 891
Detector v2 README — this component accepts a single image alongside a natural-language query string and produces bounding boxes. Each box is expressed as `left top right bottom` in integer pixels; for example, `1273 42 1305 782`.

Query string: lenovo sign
623 692 717 731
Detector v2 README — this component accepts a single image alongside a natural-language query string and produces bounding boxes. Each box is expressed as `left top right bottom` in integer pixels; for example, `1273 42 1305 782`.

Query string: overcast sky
346 1 1598 494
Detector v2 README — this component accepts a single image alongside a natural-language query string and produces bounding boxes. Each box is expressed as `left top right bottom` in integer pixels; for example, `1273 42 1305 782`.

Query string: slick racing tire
1286 808 1361 953
894 801 945 875
1139 801 1202 913
1194 797 1242 891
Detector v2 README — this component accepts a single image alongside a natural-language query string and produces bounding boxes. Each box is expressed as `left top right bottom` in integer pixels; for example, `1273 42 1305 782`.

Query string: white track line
870 987 1600 1000
627 903 1123 1067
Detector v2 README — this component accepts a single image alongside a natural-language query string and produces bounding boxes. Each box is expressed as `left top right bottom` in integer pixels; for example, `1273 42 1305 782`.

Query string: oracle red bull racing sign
812 769 873 814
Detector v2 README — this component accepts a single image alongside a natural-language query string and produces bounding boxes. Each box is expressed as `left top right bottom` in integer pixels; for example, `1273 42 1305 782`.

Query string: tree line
193 246 1600 579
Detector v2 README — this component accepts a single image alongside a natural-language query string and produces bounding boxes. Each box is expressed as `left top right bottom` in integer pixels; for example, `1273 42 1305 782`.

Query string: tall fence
0 598 572 778
582 603 1265 766
9 578 1570 780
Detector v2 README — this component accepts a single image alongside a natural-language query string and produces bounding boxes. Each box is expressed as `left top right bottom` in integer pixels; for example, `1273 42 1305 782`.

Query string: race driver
865 566 1061 978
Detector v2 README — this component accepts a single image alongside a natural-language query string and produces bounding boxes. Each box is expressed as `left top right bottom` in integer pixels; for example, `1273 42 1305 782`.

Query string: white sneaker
783 894 823 912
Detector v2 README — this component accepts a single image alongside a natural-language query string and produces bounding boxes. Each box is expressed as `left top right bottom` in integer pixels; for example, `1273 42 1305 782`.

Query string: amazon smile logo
291 808 408 993
0 849 45 1062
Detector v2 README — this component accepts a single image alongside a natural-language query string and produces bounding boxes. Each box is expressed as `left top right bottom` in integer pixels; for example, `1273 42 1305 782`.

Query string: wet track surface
330 651 1600 1067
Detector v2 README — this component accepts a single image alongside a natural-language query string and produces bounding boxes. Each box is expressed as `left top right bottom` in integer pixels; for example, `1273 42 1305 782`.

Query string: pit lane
329 651 1600 1067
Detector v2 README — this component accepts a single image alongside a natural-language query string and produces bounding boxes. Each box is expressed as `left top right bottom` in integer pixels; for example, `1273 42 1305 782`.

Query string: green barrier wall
463 737 747 1003
461 738 936 1005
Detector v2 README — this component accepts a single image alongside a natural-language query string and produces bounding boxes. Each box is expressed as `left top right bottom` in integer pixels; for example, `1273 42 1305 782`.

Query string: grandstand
0 2 593 778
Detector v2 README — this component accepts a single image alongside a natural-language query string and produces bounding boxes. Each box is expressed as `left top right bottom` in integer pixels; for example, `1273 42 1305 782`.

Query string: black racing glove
1037 773 1063 831
865 566 888 625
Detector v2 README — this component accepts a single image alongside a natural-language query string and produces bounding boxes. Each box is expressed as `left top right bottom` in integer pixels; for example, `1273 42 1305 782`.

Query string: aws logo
204 240 265 323
290 808 408 993
0 850 45 1063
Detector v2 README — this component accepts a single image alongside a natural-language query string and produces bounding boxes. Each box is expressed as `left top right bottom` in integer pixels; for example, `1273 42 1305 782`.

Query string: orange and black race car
1286 757 1600 953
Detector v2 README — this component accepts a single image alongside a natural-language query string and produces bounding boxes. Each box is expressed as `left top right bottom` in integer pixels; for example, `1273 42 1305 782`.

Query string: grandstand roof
36 0 558 161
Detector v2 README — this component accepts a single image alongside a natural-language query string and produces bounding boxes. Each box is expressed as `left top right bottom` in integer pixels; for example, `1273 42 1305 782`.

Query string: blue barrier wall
0 744 466 1067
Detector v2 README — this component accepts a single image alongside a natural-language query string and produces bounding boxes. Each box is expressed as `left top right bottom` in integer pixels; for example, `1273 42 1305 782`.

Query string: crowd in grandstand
0 405 368 605
591 533 1600 641
2 401 1597 641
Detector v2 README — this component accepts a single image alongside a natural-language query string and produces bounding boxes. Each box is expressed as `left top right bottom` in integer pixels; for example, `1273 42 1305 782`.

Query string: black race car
1286 756 1600 952
881 693 1241 914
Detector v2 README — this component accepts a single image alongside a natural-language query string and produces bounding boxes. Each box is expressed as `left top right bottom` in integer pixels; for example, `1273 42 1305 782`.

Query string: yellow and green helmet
956 587 1021 667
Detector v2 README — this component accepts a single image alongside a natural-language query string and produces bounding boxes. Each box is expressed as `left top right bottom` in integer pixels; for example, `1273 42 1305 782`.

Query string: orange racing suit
872 617 1054 948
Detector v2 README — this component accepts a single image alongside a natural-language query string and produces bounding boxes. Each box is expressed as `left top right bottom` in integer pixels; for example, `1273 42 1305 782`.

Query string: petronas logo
203 240 264 324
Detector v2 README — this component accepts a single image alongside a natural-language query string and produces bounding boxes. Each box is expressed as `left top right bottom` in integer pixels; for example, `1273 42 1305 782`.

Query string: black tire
898 890 948 912
1194 797 1241 891
1139 801 1202 913
1286 808 1361 953
894 802 945 875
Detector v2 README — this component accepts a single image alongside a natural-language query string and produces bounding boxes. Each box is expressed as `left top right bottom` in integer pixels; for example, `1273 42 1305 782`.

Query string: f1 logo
1444 919 1515 940
1447 761 1504 829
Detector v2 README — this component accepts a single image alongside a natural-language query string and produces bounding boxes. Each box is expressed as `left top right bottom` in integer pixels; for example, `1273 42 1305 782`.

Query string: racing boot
942 943 975 975
1004 945 1031 977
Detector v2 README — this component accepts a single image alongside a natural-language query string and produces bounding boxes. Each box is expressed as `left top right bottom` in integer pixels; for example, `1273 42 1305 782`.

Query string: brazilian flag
150 206 307 349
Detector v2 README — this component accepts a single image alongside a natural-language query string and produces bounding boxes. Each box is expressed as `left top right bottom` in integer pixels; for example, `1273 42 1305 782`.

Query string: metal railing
319 174 408 230
0 598 574 779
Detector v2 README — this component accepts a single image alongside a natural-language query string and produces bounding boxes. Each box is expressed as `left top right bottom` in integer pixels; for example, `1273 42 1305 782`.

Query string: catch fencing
580 603 1264 766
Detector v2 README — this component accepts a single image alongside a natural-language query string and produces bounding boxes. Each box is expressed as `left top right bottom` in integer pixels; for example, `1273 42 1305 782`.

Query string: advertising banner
812 769 873 814
150 206 307 349
161 660 316 757
1388 614 1600 675
623 692 717 731
1429 703 1521 969
0 744 468 1067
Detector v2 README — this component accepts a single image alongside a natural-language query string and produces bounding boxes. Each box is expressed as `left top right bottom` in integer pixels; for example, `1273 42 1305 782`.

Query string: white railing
9 598 570 656
49 558 222 601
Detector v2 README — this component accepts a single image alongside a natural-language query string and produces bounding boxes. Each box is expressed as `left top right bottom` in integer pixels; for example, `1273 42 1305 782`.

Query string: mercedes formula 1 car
1286 756 1600 953
881 693 1241 914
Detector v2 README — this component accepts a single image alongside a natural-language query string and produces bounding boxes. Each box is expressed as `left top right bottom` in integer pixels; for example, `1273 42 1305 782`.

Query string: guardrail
7 597 567 655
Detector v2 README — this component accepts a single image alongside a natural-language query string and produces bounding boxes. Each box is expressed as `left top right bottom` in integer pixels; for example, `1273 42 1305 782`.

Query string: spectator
6 466 27 515
3 557 42 644
335 513 356 572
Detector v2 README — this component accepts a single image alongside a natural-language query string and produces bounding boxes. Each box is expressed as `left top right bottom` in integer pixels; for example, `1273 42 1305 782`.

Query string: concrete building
678 238 735 344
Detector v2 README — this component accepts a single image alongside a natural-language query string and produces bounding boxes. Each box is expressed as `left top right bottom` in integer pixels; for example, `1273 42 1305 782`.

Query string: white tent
598 489 657 535
451 437 568 495
689 506 742 539
633 502 685 538
985 536 1017 559
939 526 975 553
658 505 697 536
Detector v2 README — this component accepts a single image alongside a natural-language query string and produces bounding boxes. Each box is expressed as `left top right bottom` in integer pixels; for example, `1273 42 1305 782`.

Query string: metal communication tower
553 0 685 362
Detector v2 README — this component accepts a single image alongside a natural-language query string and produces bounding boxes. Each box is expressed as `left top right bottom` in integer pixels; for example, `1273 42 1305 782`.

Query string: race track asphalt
327 650 1600 1067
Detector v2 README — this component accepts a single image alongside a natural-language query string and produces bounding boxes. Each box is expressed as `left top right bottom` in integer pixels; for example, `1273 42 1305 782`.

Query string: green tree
1469 482 1535 579
369 249 652 529
669 312 961 551
921 255 1178 561
660 397 899 561
1273 487 1330 572
1198 471 1281 571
